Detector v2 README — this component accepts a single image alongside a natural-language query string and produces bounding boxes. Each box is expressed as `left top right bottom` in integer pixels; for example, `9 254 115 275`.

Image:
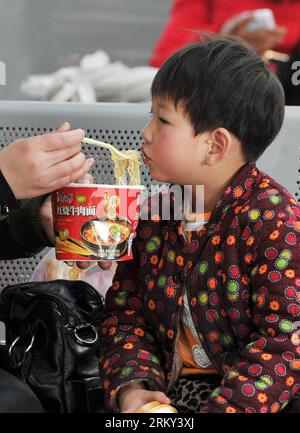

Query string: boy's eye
159 117 169 124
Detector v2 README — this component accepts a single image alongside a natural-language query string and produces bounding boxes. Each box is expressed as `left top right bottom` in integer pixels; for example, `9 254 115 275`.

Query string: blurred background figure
149 0 300 105
0 0 172 102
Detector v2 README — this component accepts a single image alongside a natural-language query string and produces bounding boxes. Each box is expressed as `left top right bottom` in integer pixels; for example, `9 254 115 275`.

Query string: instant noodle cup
51 183 144 261
136 401 178 413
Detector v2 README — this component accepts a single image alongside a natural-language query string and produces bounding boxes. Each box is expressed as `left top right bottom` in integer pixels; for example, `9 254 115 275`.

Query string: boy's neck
192 162 246 214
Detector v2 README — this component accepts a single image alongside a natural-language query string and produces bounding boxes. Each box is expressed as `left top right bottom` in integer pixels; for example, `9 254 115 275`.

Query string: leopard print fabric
168 375 222 413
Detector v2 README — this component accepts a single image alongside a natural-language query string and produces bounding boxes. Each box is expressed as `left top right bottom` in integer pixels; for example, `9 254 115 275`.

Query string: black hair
151 36 285 162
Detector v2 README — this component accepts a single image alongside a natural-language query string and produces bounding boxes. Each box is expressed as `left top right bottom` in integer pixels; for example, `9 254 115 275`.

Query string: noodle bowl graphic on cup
80 216 132 259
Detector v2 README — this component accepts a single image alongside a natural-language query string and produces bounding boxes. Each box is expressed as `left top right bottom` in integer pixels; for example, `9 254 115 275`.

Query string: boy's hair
151 36 285 162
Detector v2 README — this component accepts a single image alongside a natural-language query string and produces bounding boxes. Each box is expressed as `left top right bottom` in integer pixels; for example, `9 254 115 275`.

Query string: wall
0 0 171 100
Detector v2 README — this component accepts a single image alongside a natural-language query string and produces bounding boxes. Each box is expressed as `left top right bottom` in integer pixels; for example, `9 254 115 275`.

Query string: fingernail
83 173 94 184
75 152 85 163
87 158 95 166
67 128 85 139
60 121 70 128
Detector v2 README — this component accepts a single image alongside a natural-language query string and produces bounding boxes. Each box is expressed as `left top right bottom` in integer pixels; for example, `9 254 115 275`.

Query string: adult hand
0 121 94 199
76 260 112 270
118 382 171 413
39 173 92 245
227 16 287 55
39 194 54 243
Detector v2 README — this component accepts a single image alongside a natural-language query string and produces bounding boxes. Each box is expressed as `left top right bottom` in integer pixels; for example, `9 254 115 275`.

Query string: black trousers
0 368 43 413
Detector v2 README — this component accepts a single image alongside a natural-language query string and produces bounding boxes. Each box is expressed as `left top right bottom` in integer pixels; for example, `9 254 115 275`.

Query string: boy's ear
204 128 232 165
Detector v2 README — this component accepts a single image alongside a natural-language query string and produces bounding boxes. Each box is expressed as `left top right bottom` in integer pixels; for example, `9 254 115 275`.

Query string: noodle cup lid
67 183 144 190
136 401 161 413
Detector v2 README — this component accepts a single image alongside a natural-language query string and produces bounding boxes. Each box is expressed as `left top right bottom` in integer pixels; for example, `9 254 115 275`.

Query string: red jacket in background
150 0 300 67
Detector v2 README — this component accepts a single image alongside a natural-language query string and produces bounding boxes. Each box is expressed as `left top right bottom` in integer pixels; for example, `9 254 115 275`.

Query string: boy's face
141 97 208 185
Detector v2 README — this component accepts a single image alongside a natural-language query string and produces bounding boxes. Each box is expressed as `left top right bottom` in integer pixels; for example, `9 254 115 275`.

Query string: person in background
149 0 300 104
101 37 300 413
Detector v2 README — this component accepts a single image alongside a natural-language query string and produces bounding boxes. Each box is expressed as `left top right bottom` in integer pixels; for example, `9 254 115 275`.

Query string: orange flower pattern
100 163 300 413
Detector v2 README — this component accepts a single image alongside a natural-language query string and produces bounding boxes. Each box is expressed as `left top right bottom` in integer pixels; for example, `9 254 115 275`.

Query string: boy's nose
141 120 152 144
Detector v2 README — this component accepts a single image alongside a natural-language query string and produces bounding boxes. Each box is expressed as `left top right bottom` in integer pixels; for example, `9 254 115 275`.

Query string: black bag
0 279 104 413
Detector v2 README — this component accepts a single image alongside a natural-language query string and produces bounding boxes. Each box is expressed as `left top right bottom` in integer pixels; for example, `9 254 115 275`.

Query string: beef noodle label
57 206 97 217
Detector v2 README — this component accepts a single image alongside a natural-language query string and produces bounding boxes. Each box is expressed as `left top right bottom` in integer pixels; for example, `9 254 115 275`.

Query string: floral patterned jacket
100 163 300 413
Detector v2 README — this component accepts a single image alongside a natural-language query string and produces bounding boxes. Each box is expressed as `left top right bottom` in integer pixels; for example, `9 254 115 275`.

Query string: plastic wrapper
20 50 157 103
30 248 116 299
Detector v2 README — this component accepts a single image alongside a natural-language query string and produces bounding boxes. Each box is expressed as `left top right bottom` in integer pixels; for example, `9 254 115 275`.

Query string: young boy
100 37 300 413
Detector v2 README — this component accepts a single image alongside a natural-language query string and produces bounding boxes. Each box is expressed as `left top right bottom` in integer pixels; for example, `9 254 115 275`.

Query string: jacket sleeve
0 170 19 212
0 196 53 260
149 0 220 67
100 221 166 411
203 200 300 413
0 169 52 259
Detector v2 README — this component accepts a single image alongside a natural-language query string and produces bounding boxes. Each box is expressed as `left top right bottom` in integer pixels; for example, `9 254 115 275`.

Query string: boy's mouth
141 147 151 164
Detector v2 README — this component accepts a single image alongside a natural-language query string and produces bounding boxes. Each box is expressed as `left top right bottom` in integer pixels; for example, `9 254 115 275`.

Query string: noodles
83 137 141 186
111 149 141 185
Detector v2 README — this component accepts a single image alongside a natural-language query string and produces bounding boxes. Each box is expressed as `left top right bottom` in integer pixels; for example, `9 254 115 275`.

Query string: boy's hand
118 382 171 413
